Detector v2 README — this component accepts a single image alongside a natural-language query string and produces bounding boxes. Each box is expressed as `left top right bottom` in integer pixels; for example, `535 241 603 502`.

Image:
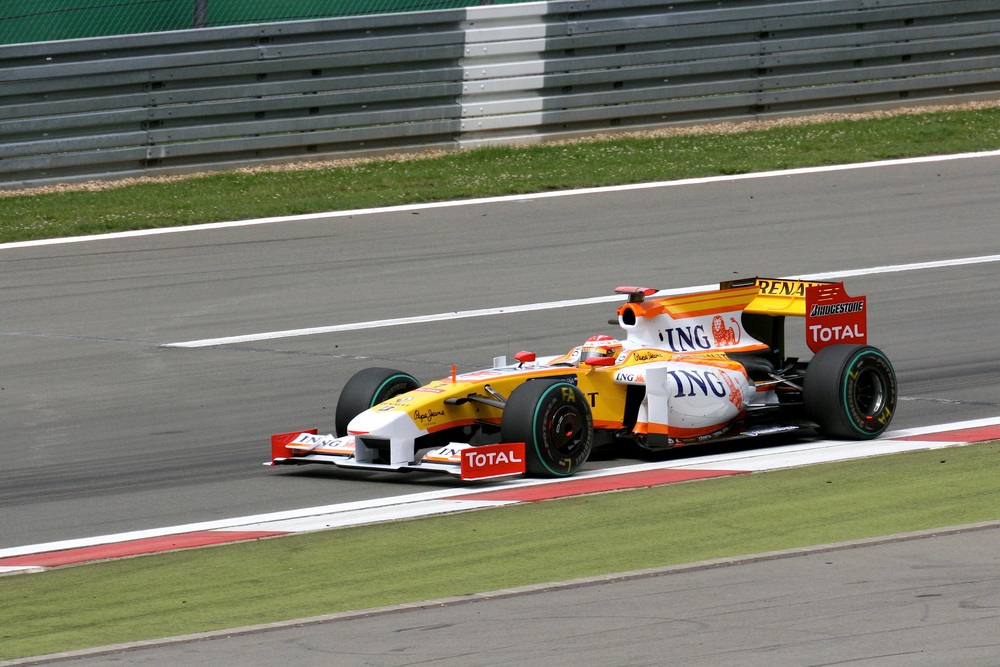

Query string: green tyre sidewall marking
840 347 896 438
803 344 897 440
530 381 593 478
370 373 419 408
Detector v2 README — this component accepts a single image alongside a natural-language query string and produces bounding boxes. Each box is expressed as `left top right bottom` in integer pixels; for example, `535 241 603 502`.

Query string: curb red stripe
450 468 745 503
4 416 997 574
893 424 1000 443
0 530 285 569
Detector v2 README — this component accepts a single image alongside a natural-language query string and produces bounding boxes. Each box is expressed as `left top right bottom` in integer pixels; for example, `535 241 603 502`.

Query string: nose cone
347 407 423 440
347 409 423 466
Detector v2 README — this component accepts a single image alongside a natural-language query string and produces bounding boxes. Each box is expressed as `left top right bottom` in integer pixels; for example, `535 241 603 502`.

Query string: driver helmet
578 334 623 364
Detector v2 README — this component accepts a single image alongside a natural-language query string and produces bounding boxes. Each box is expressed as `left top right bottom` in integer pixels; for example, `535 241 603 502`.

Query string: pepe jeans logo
412 408 445 423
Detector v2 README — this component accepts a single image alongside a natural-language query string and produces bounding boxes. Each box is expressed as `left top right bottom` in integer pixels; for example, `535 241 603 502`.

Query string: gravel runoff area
4 99 1000 199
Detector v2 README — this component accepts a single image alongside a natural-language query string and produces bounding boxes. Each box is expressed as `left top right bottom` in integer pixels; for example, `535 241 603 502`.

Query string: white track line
165 253 1000 347
4 150 1000 252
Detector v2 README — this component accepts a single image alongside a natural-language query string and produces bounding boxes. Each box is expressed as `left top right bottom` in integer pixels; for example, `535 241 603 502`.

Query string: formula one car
269 278 896 480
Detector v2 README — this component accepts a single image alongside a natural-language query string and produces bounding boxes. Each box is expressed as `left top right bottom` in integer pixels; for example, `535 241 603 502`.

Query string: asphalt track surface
2 154 1000 661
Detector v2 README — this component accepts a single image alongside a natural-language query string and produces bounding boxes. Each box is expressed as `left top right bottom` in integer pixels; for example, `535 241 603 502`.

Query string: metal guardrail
0 0 508 45
2 0 1000 189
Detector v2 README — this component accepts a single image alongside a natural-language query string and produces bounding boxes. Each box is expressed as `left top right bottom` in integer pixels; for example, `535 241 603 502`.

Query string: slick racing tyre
335 367 420 436
803 344 897 439
501 380 594 478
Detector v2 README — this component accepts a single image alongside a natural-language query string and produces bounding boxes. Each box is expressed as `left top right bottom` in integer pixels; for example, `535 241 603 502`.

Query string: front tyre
501 380 594 477
804 345 897 439
335 367 419 436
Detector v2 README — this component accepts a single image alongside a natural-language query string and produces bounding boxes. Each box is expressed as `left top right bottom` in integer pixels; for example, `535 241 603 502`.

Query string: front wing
268 430 526 481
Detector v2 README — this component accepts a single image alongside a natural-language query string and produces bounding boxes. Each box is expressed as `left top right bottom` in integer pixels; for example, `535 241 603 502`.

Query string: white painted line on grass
164 253 1000 347
5 150 1000 252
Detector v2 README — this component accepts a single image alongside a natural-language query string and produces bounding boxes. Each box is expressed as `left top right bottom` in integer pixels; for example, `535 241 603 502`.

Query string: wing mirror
514 351 536 367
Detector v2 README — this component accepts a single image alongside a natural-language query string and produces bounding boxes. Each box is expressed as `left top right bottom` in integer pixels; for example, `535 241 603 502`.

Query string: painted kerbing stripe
3 417 998 574
4 150 1000 253
164 253 1000 348
885 415 1000 439
0 531 285 569
892 423 1000 443
0 489 501 559
449 468 745 502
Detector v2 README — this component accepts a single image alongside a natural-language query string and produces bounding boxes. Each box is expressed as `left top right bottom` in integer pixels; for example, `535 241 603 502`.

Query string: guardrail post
193 0 208 28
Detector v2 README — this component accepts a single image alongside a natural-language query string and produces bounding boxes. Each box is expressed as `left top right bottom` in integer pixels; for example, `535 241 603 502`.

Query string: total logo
463 449 522 467
460 442 527 480
808 323 865 345
804 285 867 353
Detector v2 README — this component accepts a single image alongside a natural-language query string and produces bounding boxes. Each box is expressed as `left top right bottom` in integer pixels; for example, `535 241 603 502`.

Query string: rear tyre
501 380 593 477
803 345 896 439
335 367 419 436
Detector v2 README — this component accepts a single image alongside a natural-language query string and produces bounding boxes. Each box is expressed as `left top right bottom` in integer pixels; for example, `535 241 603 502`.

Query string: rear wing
720 277 867 353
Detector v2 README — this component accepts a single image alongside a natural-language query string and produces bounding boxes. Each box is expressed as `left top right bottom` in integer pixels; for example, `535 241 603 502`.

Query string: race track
2 154 999 551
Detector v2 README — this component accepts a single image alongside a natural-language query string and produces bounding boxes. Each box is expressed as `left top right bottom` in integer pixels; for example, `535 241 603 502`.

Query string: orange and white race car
269 278 896 480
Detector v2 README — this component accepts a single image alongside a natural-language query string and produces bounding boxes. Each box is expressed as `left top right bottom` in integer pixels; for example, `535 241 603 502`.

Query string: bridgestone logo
809 301 864 317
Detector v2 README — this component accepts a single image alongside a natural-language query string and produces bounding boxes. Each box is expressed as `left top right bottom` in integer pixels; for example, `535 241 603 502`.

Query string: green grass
3 106 1000 243
3 442 999 660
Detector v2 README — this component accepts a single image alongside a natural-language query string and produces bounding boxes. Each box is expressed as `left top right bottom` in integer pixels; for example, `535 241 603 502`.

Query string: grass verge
2 442 999 660
2 105 1000 244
